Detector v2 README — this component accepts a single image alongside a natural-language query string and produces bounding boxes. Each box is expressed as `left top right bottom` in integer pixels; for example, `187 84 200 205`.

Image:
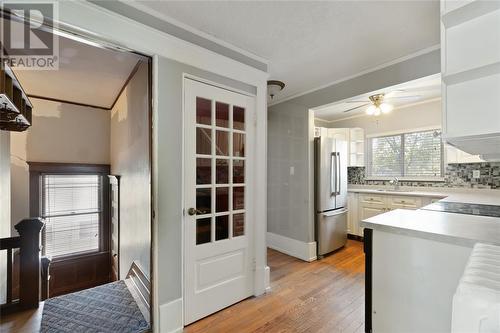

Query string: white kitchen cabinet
360 205 386 221
441 1 500 159
388 196 422 211
349 128 365 167
328 127 365 167
347 192 359 235
352 192 442 237
445 144 484 164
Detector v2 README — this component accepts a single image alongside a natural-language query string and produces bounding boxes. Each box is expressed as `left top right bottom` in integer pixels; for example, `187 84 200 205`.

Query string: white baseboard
264 266 271 293
267 232 317 262
159 298 183 333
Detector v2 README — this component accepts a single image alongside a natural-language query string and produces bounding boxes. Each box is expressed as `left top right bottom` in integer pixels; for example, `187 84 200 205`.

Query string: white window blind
368 130 442 178
42 174 101 257
371 135 402 177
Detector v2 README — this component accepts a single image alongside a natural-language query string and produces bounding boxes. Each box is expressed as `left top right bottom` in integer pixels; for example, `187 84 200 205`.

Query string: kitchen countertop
360 189 500 246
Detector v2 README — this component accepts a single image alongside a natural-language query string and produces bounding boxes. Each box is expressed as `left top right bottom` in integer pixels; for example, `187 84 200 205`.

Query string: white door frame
181 74 267 325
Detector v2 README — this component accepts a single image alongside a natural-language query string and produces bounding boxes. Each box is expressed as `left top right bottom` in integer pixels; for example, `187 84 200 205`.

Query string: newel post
14 218 45 309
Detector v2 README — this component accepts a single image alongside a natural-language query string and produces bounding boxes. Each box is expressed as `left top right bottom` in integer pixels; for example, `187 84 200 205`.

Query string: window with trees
368 129 443 179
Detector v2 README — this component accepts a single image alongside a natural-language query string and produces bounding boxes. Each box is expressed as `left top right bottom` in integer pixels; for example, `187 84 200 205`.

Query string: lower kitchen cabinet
360 205 386 220
388 196 421 210
347 192 359 235
348 191 445 238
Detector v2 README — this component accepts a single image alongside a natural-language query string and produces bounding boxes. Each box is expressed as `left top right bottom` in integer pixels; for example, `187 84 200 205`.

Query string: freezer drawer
317 208 348 256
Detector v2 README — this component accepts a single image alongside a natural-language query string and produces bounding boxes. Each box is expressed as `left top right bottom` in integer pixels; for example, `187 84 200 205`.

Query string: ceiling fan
343 90 422 115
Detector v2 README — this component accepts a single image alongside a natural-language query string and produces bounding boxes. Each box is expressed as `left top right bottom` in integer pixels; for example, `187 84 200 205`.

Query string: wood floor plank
185 240 365 333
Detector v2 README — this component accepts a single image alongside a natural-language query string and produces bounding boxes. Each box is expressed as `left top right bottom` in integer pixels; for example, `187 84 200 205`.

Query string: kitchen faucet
389 177 400 190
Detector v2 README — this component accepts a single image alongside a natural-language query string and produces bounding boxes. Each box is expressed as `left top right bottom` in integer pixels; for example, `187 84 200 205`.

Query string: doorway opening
1 13 154 333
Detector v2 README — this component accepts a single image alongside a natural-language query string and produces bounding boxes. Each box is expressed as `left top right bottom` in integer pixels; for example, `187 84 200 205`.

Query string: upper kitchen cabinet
441 0 500 160
327 127 365 167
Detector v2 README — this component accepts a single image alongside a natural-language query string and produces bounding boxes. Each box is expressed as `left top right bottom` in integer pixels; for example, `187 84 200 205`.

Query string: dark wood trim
0 300 21 315
347 233 364 242
15 218 45 309
364 228 373 333
40 256 51 301
49 251 111 297
27 94 110 111
109 60 142 110
47 250 107 264
28 162 111 297
0 236 20 250
27 60 143 112
27 162 110 174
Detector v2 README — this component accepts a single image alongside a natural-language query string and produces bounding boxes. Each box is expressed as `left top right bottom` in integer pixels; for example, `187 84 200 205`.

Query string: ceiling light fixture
267 80 285 100
365 94 393 116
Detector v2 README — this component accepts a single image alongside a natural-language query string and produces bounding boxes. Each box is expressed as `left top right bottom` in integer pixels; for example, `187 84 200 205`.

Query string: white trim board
159 298 183 333
267 232 317 262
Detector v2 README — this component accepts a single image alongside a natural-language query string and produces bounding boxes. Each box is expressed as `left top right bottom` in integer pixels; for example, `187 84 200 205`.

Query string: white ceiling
133 0 440 103
313 74 441 122
10 19 142 109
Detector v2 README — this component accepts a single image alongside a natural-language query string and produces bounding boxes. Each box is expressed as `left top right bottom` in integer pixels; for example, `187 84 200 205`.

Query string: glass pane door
195 97 246 245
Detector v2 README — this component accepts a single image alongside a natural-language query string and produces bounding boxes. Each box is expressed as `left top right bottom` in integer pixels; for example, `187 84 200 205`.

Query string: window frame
366 128 445 181
29 162 111 261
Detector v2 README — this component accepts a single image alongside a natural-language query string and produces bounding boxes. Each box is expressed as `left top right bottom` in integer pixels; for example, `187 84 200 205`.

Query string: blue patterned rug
41 280 149 333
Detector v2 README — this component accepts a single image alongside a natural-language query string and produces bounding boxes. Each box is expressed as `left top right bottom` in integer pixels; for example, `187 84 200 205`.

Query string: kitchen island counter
360 191 500 332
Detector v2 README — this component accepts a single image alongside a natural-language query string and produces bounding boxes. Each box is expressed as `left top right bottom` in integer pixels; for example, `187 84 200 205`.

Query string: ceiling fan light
366 105 376 115
380 103 393 114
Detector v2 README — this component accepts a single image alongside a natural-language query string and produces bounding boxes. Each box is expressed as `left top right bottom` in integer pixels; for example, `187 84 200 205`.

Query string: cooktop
422 201 500 218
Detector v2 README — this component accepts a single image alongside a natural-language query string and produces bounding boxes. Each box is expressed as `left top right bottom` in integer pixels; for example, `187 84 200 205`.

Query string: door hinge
252 259 257 272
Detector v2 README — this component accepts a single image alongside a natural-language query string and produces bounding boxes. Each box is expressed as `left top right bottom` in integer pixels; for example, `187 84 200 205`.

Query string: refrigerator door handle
321 208 348 217
330 152 336 196
336 152 341 195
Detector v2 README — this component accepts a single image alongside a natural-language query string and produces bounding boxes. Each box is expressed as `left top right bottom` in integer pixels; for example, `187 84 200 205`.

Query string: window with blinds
368 129 443 179
41 174 102 257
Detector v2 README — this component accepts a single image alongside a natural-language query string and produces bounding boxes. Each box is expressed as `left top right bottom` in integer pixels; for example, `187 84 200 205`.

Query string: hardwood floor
0 240 364 333
185 239 365 333
0 303 44 333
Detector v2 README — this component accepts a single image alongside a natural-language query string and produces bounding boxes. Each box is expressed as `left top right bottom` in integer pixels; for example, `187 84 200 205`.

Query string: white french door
183 78 255 325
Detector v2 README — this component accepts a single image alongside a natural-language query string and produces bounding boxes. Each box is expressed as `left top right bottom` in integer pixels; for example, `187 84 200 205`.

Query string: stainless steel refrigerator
314 135 348 257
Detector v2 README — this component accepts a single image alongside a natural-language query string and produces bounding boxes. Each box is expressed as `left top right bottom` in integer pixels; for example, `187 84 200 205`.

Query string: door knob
187 208 207 216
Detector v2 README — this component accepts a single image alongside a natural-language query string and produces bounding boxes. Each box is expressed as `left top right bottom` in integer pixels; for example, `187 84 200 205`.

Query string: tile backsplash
348 163 500 189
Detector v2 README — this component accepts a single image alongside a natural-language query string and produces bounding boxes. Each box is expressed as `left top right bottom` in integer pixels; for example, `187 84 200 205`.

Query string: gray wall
155 57 256 306
0 131 11 303
267 101 314 243
267 49 440 245
110 61 151 278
